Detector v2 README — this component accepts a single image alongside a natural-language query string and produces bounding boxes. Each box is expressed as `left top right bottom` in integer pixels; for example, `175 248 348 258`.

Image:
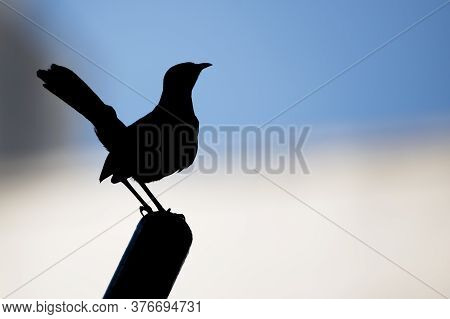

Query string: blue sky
14 0 450 141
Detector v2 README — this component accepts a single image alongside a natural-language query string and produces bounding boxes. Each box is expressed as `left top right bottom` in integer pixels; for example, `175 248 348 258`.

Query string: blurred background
0 0 449 298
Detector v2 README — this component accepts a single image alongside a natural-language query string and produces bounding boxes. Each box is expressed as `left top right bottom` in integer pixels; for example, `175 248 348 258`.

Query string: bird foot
155 207 172 214
139 205 153 216
139 206 173 216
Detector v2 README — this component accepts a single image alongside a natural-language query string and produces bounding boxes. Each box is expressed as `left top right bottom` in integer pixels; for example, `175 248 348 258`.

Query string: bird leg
137 181 170 213
121 179 153 216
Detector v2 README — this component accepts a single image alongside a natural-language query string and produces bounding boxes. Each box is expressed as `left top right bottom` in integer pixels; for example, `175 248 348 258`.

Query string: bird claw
159 208 172 214
139 205 153 216
139 206 173 216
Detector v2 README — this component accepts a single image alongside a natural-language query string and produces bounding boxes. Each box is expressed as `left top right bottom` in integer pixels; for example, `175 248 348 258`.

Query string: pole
104 212 192 299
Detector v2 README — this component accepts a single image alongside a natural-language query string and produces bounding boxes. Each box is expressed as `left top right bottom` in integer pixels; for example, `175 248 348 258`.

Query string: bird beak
198 63 212 70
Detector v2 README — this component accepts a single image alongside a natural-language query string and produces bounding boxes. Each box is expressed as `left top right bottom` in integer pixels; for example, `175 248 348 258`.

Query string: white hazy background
1 1 450 298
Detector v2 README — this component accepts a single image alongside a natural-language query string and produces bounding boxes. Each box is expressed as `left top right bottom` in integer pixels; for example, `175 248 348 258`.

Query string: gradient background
0 0 449 298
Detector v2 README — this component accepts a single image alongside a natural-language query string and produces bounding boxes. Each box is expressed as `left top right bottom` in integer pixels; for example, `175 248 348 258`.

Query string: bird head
162 62 212 95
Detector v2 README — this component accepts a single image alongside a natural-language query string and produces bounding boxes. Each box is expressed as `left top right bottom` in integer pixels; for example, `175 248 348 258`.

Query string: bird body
101 104 199 184
37 62 211 213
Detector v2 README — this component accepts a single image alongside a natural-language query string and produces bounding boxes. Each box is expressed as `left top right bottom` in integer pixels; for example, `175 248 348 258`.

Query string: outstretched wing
37 64 126 151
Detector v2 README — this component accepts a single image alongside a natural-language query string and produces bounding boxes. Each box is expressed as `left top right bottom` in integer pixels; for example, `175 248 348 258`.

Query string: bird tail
99 153 116 183
37 64 126 151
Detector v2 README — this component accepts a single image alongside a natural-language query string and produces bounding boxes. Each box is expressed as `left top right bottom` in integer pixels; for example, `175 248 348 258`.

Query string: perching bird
37 62 211 214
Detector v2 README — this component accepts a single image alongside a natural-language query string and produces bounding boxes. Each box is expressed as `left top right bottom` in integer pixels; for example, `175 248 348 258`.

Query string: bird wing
37 64 126 151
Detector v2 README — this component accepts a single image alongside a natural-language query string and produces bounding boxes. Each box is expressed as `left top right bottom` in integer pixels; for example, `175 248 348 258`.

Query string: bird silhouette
37 62 211 214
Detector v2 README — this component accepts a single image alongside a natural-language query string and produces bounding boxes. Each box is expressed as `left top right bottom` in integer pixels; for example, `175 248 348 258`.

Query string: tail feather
99 153 114 183
37 64 126 151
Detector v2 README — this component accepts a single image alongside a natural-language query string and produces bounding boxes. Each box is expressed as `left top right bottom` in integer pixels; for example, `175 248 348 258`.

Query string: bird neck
158 89 195 117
